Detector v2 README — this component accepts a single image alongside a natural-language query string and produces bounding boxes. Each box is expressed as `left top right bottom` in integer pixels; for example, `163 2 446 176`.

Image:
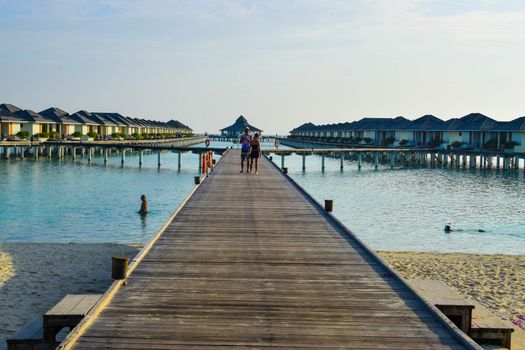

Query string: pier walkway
61 150 479 349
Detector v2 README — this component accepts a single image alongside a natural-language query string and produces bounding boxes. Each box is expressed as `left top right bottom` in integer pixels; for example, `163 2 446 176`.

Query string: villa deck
61 150 480 349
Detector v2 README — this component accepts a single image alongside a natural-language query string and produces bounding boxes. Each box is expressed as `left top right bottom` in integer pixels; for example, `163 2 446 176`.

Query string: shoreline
0 243 523 349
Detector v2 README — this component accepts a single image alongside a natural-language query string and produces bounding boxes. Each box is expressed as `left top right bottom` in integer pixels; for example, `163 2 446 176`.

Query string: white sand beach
378 251 525 331
0 243 141 350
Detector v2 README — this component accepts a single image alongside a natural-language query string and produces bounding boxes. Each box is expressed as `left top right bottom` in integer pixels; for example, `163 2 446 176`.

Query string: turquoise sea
1 141 524 254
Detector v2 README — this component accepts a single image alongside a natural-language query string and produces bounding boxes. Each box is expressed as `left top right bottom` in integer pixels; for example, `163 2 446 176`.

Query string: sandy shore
378 251 525 332
0 243 141 350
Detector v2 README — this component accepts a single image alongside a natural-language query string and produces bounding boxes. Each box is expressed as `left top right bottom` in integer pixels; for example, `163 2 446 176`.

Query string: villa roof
400 115 445 131
120 116 141 127
134 118 156 128
347 117 395 131
446 113 498 131
491 116 525 131
39 107 81 125
166 119 192 130
220 115 263 133
15 109 57 124
90 112 119 126
70 110 100 125
0 103 27 122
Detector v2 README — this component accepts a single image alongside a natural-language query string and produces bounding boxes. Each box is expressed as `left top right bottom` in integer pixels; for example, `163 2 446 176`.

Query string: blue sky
1 0 524 133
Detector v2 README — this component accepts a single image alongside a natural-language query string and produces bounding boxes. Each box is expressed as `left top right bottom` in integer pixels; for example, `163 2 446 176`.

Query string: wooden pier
0 136 206 162
58 150 479 349
267 148 525 171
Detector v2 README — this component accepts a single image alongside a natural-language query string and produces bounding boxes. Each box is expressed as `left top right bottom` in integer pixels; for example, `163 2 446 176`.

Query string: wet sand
378 251 525 331
0 243 141 350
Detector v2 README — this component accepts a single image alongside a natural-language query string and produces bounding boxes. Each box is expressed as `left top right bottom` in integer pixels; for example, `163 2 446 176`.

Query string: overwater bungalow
1 102 194 139
39 107 82 137
490 116 525 152
0 104 28 138
221 115 263 137
15 109 57 136
289 113 525 151
70 110 101 136
398 115 446 146
444 113 498 149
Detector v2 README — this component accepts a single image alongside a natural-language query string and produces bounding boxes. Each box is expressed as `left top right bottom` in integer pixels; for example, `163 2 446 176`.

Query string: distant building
220 115 263 137
289 112 525 151
0 102 194 139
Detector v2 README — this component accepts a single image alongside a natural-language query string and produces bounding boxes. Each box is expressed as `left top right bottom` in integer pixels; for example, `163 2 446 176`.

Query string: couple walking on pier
240 127 261 175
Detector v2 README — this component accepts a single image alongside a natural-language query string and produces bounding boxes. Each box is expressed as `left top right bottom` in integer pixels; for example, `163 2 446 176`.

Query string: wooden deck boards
70 150 477 349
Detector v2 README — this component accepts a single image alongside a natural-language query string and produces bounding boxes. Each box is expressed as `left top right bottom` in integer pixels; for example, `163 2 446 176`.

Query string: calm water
0 148 209 243
271 154 525 254
1 141 524 254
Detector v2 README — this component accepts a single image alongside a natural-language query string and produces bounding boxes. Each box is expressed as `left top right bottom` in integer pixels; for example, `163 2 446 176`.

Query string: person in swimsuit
249 133 261 175
240 127 251 173
138 194 148 214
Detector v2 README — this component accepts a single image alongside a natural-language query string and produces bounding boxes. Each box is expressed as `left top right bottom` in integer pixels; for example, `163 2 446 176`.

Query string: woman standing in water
249 133 261 175
138 195 148 215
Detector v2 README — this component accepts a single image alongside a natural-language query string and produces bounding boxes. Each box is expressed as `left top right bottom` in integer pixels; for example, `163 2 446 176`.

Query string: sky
1 0 524 134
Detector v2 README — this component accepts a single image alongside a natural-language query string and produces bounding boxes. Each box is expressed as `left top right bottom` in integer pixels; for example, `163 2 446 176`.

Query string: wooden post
302 154 306 171
340 154 344 170
194 176 201 185
104 148 108 163
121 149 126 165
72 147 76 160
178 152 182 171
374 153 379 170
20 146 24 160
390 153 394 169
281 154 285 169
358 153 362 169
515 156 519 169
139 150 144 166
321 155 325 172
324 200 333 212
88 148 92 162
3 146 9 159
158 151 162 167
111 256 129 280
34 146 39 159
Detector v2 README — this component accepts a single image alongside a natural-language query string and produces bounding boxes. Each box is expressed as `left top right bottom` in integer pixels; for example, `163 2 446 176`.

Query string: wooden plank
62 150 480 350
45 295 85 316
409 280 475 308
69 295 103 316
46 295 102 317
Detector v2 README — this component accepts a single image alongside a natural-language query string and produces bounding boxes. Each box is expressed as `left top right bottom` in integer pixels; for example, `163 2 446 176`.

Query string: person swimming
139 194 148 214
444 222 485 233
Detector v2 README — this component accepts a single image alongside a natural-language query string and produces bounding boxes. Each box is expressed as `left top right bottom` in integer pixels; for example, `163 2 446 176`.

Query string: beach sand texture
379 251 525 332
0 243 141 350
